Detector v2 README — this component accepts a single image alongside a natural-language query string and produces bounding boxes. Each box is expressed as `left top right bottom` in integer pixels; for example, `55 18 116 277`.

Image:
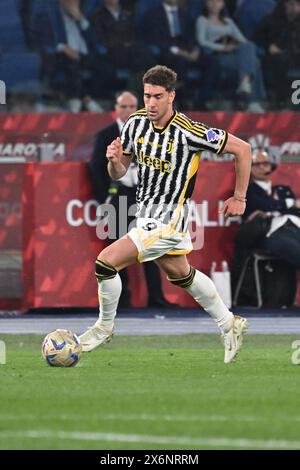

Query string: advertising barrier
0 112 299 163
20 161 300 309
0 111 299 309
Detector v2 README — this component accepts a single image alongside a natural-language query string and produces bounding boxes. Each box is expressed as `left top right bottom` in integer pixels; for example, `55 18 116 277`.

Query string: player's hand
219 197 246 218
106 137 123 164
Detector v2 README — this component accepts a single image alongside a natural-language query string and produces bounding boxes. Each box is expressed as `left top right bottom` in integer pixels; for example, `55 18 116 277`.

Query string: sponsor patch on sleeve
206 128 223 143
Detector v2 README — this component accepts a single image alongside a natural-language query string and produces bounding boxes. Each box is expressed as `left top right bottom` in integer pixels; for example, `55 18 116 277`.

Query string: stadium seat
0 0 28 53
188 0 204 19
233 250 280 308
31 0 103 17
82 0 103 18
0 25 28 53
236 0 276 39
0 52 41 94
135 0 161 19
0 0 20 16
30 0 59 20
29 0 70 55
30 0 51 13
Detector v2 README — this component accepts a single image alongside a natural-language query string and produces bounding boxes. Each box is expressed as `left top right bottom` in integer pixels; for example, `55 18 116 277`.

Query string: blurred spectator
235 0 276 40
122 0 139 13
141 0 217 107
141 0 200 65
89 91 178 309
255 0 300 108
195 0 266 111
91 0 155 91
232 149 300 306
244 150 300 267
29 0 114 111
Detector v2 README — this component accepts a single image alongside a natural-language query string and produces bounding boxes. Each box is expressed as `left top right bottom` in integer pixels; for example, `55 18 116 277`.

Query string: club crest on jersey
206 128 222 143
167 140 174 154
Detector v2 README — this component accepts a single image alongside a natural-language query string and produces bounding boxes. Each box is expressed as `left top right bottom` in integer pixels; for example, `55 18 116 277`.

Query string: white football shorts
128 218 193 263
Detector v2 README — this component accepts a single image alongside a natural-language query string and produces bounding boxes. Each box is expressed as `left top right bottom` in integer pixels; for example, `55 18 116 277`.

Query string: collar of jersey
151 110 177 134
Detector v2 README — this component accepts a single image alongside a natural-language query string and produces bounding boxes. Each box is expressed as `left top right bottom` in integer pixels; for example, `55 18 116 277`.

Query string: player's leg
155 254 234 330
94 234 138 324
79 235 138 352
155 254 248 363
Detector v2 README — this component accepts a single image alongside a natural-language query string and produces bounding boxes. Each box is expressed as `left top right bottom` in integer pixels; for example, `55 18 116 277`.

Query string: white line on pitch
0 430 299 449
1 412 300 423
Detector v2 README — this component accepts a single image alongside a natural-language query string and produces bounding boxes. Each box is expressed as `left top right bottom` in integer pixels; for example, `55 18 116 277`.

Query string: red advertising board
21 161 300 309
0 111 299 309
0 111 300 163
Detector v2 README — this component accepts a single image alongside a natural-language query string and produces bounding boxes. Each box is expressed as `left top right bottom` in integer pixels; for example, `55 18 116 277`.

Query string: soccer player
79 65 251 363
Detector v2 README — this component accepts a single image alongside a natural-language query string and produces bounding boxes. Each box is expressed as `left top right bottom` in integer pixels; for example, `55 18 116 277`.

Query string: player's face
251 153 272 181
115 94 138 122
144 84 175 126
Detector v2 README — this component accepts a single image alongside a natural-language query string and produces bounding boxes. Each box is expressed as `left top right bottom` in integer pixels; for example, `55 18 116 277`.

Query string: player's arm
219 133 252 217
106 137 132 180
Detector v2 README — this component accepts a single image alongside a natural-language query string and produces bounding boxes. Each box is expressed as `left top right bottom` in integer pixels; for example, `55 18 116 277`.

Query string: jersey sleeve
120 117 134 156
186 120 228 155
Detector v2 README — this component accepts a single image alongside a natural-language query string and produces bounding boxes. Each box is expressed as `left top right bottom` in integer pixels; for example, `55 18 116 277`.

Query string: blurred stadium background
1 0 300 452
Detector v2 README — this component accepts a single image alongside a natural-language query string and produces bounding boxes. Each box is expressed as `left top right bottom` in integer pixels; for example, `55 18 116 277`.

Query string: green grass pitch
1 333 300 450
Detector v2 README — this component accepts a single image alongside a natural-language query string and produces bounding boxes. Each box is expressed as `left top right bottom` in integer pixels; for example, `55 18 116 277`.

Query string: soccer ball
42 329 82 367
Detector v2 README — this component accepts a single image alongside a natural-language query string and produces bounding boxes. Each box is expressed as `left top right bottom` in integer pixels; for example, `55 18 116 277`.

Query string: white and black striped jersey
121 109 228 229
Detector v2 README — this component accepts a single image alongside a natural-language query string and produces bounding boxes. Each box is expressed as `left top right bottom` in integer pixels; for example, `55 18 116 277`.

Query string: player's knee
167 266 196 288
95 258 117 282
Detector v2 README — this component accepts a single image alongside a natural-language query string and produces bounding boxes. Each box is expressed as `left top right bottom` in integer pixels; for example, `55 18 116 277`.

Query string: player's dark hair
143 65 177 92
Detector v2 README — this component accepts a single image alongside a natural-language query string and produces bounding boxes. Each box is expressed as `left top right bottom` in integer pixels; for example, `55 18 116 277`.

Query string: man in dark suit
91 0 155 89
141 0 200 69
232 149 300 306
140 0 216 106
243 149 300 267
89 91 178 308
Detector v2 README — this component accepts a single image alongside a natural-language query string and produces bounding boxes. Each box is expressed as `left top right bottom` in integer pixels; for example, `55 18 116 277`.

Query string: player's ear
169 90 176 103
